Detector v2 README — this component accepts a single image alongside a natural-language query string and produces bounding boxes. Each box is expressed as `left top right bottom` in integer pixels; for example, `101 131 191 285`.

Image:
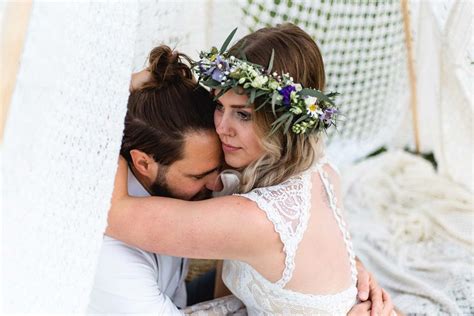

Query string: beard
149 180 174 198
148 168 212 201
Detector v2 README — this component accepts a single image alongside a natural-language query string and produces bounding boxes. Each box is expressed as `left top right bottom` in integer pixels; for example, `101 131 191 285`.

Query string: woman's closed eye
236 110 251 121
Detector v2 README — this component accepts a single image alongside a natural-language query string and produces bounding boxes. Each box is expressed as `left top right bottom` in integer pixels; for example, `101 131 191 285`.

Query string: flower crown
194 28 341 135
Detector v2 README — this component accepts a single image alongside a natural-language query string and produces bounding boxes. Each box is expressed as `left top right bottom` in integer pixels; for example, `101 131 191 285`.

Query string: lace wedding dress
222 157 359 315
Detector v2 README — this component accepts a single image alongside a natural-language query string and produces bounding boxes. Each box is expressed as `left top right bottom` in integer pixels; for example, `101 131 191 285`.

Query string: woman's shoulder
237 172 308 197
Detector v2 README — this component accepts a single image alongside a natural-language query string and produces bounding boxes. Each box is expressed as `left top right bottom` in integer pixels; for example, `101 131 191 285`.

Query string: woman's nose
215 113 233 136
206 173 222 192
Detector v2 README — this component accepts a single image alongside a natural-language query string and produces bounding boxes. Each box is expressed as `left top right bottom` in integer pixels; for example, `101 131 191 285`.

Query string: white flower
293 83 303 92
290 90 298 102
268 80 279 90
248 68 258 78
305 96 322 118
305 96 318 106
251 75 268 88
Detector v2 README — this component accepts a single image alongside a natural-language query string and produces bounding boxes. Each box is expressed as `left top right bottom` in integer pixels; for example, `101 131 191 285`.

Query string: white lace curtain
2 2 138 312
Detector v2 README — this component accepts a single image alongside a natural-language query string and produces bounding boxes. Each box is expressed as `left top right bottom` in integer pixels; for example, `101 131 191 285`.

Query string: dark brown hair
120 45 216 166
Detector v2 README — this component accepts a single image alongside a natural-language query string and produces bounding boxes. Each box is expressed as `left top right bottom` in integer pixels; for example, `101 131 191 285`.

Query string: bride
108 23 394 315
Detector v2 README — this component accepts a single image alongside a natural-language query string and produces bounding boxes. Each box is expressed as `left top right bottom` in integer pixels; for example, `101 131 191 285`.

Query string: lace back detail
236 172 312 288
237 157 357 288
313 159 358 285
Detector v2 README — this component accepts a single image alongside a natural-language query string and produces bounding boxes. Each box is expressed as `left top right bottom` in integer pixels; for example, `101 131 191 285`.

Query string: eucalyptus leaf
267 49 275 74
201 81 221 89
250 89 256 104
269 127 279 136
272 112 291 126
284 116 293 134
271 92 278 116
270 115 290 136
255 98 270 111
294 114 310 124
326 91 340 98
275 106 286 112
300 88 328 101
255 90 267 98
220 28 238 54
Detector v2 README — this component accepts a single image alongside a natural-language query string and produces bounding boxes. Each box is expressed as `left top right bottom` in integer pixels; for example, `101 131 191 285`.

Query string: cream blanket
342 150 473 315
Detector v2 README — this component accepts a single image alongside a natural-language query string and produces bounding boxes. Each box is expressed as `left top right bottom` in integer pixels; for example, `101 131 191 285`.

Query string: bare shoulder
209 195 281 259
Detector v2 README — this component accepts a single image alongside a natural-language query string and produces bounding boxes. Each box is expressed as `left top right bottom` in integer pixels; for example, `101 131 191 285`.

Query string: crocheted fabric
343 151 473 315
240 0 408 166
1 2 137 312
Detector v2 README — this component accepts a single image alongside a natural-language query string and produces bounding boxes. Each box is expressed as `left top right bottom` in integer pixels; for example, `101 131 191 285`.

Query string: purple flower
211 68 225 81
206 55 230 82
198 61 206 73
279 85 296 107
320 108 338 124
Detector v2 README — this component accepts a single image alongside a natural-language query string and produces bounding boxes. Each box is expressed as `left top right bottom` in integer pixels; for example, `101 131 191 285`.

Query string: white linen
87 168 187 315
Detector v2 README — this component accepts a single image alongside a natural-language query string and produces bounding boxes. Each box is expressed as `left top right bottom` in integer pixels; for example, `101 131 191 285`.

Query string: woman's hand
351 258 395 316
129 69 153 92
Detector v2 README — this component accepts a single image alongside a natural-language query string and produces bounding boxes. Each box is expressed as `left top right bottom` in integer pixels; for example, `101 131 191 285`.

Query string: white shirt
87 168 187 315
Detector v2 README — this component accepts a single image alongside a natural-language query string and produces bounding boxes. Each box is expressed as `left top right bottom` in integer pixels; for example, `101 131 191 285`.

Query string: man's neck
129 165 154 196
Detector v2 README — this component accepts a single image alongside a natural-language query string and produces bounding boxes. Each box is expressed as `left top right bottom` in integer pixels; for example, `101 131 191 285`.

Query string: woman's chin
224 155 248 170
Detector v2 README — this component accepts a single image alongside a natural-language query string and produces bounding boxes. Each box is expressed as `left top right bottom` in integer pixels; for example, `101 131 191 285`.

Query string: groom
88 66 393 315
87 72 224 314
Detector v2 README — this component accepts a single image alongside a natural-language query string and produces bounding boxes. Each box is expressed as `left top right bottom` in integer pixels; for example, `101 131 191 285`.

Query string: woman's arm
106 157 279 262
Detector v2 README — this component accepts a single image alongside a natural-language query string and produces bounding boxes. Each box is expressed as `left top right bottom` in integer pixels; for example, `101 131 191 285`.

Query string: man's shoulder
89 235 184 314
98 236 158 272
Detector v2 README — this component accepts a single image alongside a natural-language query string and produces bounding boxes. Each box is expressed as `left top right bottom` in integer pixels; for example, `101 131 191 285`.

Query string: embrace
88 24 396 315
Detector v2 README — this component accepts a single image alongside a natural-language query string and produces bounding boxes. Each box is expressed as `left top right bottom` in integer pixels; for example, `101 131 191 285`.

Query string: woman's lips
222 142 241 152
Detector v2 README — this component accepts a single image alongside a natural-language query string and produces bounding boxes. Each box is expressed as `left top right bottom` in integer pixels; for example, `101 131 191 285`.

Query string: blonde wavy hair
239 113 325 193
227 23 327 193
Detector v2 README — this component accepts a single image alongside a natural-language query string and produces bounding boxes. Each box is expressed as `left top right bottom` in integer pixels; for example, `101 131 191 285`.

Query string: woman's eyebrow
216 100 250 108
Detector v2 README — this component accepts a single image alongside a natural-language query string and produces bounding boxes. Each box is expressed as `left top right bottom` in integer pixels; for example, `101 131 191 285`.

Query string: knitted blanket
342 150 473 315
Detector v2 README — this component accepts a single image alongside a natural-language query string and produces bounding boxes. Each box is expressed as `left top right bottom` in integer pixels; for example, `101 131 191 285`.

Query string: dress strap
314 162 358 285
312 155 341 175
235 172 312 288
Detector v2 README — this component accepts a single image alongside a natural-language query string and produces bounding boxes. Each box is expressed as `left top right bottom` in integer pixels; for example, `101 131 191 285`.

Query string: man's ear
129 149 158 178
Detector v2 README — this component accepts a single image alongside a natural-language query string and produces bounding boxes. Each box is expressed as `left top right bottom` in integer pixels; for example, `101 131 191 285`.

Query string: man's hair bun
146 45 194 89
